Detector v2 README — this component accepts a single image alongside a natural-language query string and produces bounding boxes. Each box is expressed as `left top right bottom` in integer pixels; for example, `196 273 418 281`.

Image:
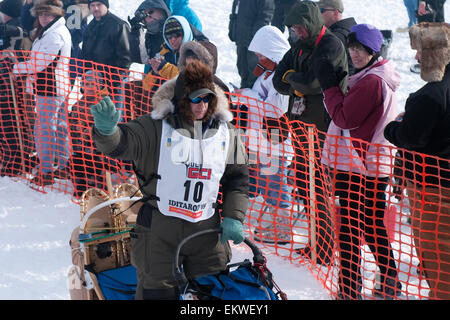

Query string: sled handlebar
172 228 265 293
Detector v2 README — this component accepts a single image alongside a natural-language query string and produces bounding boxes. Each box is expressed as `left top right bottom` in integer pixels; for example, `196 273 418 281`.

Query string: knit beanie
88 0 109 8
164 17 183 36
348 23 383 54
0 0 23 19
31 0 65 18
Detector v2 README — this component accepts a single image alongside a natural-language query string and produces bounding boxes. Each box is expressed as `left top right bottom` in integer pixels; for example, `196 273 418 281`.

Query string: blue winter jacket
165 0 202 31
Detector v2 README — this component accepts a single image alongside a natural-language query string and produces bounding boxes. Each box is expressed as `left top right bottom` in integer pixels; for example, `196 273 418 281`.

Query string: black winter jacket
329 17 356 75
384 64 450 188
228 0 274 47
272 2 348 132
81 12 131 71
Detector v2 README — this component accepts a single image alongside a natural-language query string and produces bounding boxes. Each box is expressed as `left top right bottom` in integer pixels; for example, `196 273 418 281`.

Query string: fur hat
174 60 218 122
409 22 450 82
178 41 217 73
348 23 383 54
0 0 24 19
31 0 65 18
88 0 109 8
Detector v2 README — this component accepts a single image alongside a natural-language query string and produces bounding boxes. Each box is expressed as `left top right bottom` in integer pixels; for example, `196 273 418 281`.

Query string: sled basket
173 229 286 300
96 265 137 300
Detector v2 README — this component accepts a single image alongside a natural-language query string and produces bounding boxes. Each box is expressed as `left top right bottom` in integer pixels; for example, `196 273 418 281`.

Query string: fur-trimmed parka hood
177 40 218 73
150 76 233 122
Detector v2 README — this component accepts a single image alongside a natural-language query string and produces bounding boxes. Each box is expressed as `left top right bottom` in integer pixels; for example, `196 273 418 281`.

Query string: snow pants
130 205 231 300
406 181 450 299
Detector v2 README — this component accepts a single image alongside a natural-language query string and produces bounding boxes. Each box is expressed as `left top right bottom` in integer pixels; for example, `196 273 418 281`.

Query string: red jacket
321 58 400 177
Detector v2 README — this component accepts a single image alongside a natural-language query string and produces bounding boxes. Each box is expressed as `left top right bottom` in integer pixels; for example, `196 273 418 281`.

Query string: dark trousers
70 151 105 197
0 103 21 175
0 69 22 176
292 124 334 264
272 0 297 32
236 45 258 88
335 171 397 299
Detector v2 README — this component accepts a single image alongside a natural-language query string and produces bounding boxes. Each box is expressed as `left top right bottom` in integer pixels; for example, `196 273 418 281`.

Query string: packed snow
1 0 449 300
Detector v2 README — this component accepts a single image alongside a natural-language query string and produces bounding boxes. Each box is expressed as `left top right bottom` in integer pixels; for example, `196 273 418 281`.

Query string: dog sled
174 229 287 300
68 185 286 300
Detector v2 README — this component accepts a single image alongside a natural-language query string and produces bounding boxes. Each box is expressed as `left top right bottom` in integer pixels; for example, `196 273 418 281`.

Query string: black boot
373 275 402 299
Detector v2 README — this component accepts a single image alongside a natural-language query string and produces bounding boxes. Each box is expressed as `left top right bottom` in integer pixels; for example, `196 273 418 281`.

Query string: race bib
156 120 230 223
291 96 306 116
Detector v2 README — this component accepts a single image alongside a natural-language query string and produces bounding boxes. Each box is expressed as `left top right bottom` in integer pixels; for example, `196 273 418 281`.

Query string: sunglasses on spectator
166 32 182 40
190 95 212 104
320 8 336 13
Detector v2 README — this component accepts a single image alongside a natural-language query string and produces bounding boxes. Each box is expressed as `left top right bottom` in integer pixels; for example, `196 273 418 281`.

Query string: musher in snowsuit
91 60 249 300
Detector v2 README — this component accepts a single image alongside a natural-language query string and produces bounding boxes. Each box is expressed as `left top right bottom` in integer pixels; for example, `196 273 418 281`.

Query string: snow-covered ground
1 0 449 300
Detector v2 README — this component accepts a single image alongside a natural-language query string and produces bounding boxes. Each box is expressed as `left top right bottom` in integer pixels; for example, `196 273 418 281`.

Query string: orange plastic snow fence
0 51 449 300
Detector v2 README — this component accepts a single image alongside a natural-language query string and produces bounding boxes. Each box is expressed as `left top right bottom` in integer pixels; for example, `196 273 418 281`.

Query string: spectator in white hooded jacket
234 25 294 245
13 0 71 186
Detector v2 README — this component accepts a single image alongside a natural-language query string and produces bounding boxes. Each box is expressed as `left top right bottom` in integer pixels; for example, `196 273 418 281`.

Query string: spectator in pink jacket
313 24 401 300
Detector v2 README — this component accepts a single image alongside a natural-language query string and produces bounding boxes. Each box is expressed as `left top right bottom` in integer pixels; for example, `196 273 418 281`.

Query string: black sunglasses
320 8 336 13
190 95 212 104
166 32 182 40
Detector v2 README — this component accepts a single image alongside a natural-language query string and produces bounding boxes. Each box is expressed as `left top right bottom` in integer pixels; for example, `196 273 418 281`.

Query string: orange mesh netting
0 51 449 300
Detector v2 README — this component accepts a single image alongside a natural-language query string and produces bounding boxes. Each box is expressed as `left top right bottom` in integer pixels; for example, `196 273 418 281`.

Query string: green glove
90 96 121 135
220 217 244 244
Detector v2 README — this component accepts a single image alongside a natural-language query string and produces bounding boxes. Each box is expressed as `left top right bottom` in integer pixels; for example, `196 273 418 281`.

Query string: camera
134 9 148 23
127 9 148 31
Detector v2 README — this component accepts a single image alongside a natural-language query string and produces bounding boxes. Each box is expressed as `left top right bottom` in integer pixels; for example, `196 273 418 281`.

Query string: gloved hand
220 217 244 244
313 58 347 91
90 96 121 135
128 15 143 31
